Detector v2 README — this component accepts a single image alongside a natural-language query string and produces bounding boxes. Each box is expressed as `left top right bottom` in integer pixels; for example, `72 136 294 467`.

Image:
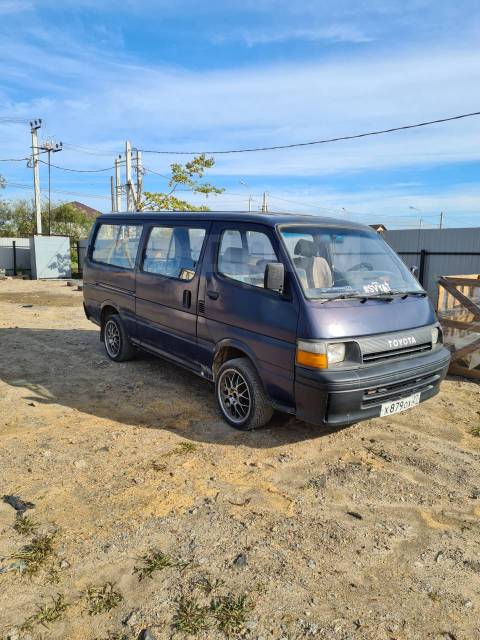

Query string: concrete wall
384 227 480 305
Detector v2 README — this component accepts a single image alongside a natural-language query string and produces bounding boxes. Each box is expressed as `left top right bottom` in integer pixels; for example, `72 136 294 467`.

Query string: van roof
98 211 370 230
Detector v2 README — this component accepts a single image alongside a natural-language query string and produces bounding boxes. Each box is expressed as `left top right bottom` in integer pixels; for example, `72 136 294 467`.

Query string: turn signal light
296 349 328 369
296 340 348 369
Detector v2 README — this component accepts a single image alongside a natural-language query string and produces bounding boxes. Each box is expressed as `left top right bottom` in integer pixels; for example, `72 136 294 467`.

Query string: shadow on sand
0 327 351 448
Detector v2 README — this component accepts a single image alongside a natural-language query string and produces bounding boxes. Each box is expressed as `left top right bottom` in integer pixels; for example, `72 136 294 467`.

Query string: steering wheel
347 262 373 272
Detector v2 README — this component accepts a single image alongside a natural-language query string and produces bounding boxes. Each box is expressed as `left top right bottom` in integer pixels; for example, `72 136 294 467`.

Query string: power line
0 117 32 124
140 110 480 155
143 166 171 180
3 179 110 200
38 159 115 173
61 143 118 157
0 157 29 162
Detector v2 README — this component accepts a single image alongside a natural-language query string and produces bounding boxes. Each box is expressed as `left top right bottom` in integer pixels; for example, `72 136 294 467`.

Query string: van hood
298 296 436 340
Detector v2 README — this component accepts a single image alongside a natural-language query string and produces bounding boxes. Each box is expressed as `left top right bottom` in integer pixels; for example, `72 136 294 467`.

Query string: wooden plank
438 277 480 320
439 318 480 332
449 336 480 363
449 363 480 380
437 284 445 312
443 276 480 287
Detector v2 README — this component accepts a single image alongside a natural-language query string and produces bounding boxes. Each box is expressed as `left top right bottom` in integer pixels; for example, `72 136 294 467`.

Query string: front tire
103 314 136 362
216 357 273 430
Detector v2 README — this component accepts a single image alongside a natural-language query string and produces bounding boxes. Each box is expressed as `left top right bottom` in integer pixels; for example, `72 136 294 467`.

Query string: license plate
380 392 421 417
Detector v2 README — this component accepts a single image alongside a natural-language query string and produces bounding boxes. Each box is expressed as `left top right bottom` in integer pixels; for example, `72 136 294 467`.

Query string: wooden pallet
437 275 480 379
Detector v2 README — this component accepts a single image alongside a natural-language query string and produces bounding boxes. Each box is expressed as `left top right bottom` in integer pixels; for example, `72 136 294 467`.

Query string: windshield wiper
389 290 427 298
319 290 428 303
319 293 393 303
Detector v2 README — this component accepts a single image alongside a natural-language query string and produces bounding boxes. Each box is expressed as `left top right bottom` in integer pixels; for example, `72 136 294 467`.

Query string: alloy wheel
217 368 251 424
104 319 121 358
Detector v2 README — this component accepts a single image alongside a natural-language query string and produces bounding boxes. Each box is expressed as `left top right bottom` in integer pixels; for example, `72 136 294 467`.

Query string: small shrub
172 596 209 634
210 593 251 636
174 441 198 454
13 514 39 536
469 424 480 437
133 549 185 581
21 594 69 631
11 533 56 576
82 582 123 616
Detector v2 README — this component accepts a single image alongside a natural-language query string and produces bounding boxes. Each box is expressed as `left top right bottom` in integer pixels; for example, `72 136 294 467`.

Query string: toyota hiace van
83 212 450 430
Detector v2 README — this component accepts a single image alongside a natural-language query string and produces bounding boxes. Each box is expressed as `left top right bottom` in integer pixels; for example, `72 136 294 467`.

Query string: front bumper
294 346 451 426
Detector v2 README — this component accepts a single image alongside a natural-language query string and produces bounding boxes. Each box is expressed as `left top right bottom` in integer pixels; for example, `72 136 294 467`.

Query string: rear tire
216 357 273 430
103 314 136 362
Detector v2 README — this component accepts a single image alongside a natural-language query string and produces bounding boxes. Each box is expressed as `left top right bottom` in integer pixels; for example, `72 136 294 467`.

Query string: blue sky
1 0 480 227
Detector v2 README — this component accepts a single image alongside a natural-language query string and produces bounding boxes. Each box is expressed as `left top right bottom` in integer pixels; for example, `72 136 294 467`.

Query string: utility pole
30 119 42 235
439 211 444 229
125 141 132 211
114 155 122 211
239 182 252 212
39 139 62 235
262 191 268 213
135 149 143 210
110 176 116 212
125 141 137 211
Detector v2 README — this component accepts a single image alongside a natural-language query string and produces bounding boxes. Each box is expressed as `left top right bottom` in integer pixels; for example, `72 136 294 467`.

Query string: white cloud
213 24 372 46
2 39 480 177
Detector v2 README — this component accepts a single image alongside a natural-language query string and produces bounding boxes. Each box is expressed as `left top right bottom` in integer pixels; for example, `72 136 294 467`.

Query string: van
83 212 451 430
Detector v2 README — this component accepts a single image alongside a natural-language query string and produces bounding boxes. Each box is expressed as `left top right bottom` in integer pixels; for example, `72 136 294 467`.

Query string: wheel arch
212 339 261 381
100 301 119 341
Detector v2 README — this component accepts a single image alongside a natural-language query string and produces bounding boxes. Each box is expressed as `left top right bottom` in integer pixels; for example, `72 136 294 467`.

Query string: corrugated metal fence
0 237 31 275
384 227 480 305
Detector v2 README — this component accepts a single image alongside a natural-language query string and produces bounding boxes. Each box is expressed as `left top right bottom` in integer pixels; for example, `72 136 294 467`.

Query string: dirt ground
0 279 479 640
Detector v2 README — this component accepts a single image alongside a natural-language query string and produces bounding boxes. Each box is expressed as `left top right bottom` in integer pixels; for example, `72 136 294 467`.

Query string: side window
142 225 206 280
218 228 277 288
92 224 142 269
189 228 207 262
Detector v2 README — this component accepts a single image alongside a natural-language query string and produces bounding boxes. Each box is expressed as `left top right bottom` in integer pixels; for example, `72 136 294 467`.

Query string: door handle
207 290 219 300
183 290 192 309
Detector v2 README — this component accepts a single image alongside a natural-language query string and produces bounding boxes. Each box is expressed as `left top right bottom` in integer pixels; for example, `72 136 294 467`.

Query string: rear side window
92 223 142 269
142 225 206 280
218 228 277 288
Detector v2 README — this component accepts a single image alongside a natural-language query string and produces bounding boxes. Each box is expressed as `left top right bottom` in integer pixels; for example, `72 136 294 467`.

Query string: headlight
327 342 346 364
296 340 346 368
431 327 439 345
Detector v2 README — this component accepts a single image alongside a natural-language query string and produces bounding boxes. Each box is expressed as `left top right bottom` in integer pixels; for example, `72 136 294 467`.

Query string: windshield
279 226 423 299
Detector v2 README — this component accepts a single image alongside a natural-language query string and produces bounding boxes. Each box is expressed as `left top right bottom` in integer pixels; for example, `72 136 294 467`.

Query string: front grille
362 371 440 408
362 342 432 364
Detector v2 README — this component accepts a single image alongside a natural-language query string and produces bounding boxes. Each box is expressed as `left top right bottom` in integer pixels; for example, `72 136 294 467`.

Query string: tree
0 199 94 240
142 154 224 211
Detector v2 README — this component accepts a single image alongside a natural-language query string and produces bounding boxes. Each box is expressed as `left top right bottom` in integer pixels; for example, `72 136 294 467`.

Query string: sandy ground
0 278 479 640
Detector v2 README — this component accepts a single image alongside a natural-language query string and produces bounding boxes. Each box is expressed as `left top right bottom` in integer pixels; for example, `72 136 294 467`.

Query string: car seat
293 239 333 289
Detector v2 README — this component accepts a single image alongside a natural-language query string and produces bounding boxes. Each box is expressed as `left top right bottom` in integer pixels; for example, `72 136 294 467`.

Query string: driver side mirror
410 265 419 276
264 262 285 293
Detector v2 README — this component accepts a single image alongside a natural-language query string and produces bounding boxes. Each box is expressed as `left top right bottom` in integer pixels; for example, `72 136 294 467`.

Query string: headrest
294 239 316 257
222 247 246 263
